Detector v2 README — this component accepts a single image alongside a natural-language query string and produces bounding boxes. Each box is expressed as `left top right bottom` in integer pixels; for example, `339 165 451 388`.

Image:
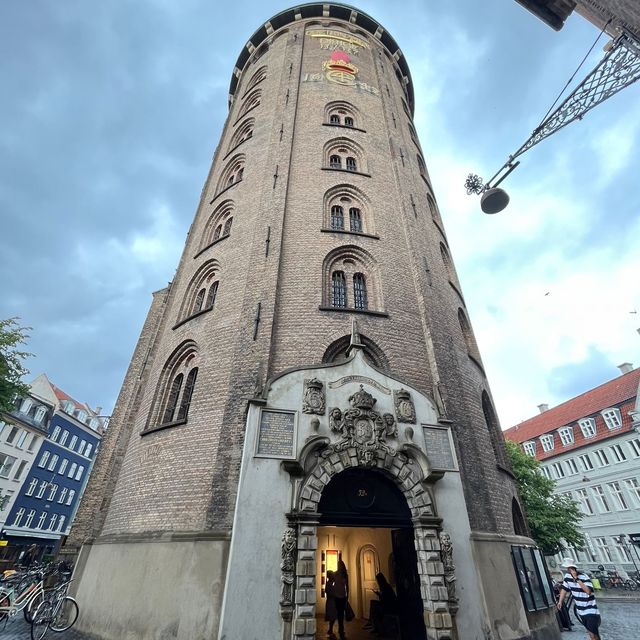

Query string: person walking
333 560 349 640
557 558 601 640
325 570 338 638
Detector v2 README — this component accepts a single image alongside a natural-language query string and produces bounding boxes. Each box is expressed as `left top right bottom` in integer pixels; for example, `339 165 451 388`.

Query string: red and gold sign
323 51 358 85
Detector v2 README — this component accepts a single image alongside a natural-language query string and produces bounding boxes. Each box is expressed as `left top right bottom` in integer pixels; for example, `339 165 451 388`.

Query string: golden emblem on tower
323 51 358 85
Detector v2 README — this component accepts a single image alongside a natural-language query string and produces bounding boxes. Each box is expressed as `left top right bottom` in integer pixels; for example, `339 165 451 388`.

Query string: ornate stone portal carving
440 531 458 610
302 378 325 415
328 385 397 466
394 388 416 423
279 527 296 618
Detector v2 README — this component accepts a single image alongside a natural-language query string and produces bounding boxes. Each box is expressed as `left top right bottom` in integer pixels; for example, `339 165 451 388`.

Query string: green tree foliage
0 317 32 414
505 439 585 555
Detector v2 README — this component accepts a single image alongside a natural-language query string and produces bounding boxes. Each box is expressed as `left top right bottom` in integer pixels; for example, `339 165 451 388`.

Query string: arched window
323 246 381 312
205 281 219 309
193 288 206 313
201 201 234 252
417 154 428 180
322 334 390 370
244 66 266 94
216 155 245 195
440 243 455 282
238 89 261 119
146 341 200 432
179 260 221 322
323 186 372 236
324 138 366 174
332 271 347 308
162 373 184 425
325 101 359 128
512 498 528 536
349 208 362 232
331 205 344 230
428 194 441 223
176 367 198 422
353 273 368 310
482 391 510 470
458 308 481 364
228 118 254 151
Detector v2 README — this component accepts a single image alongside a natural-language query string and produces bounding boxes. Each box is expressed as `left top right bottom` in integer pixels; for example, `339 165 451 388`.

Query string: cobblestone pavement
1 601 637 639
559 601 638 639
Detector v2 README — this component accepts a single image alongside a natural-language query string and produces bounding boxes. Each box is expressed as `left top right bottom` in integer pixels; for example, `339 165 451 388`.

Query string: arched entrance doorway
316 468 426 639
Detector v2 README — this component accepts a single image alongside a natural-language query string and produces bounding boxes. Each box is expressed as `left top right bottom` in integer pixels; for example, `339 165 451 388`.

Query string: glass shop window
511 545 554 612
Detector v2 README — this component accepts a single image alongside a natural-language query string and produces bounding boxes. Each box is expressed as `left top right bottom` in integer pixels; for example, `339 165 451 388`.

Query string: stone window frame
284 445 454 640
322 137 368 176
215 154 245 197
143 340 200 435
324 100 363 131
241 66 267 98
321 185 377 238
320 245 384 315
226 118 255 156
175 259 221 328
198 200 235 257
236 88 261 123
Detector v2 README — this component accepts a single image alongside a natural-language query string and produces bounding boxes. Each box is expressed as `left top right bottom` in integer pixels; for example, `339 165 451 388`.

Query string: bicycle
0 566 47 626
31 578 79 640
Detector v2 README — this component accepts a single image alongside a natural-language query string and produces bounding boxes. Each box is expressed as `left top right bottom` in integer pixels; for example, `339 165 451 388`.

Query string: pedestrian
364 572 398 634
333 559 349 640
552 577 573 631
557 558 601 640
325 570 338 638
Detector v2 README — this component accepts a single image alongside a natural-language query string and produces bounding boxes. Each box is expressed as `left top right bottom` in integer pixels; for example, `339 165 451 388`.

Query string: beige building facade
67 4 559 639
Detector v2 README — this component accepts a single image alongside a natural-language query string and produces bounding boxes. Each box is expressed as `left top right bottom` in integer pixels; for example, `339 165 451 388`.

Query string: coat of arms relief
328 385 397 466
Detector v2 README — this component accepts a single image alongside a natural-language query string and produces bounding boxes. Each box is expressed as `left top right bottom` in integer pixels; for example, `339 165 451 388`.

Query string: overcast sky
1 0 638 427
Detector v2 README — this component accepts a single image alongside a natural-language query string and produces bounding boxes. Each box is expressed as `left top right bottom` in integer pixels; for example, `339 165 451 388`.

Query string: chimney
537 403 549 413
95 406 103 415
618 363 633 375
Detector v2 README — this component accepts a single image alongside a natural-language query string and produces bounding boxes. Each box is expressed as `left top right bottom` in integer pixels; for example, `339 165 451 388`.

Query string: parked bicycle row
0 561 78 639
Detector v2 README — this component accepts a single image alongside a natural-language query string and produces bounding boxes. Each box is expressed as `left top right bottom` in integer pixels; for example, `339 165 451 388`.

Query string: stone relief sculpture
440 531 457 607
302 377 325 415
394 388 416 423
328 385 398 466
279 527 296 616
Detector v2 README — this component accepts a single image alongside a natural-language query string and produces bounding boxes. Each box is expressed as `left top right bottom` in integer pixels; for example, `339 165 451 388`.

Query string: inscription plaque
256 409 297 459
422 425 456 470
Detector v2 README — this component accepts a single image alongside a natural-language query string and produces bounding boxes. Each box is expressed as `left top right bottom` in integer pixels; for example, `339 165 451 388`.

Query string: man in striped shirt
557 558 601 639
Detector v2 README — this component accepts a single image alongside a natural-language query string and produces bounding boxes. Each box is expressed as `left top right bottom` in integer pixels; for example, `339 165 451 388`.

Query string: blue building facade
3 410 101 561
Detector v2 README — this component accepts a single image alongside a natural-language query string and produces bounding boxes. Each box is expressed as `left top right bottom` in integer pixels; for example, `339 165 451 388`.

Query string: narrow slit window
349 208 362 232
205 281 219 309
353 273 368 310
162 373 184 425
332 271 347 308
177 367 198 422
331 205 344 230
223 217 233 236
193 289 206 314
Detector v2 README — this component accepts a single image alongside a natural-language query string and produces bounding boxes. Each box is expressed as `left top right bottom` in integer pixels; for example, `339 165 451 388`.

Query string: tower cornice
228 2 414 114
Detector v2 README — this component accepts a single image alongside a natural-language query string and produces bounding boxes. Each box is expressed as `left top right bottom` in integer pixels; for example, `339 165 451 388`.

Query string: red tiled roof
504 368 640 443
51 382 90 413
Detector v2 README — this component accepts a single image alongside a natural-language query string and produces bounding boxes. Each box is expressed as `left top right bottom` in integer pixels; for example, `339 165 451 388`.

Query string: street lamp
465 29 640 214
614 534 640 574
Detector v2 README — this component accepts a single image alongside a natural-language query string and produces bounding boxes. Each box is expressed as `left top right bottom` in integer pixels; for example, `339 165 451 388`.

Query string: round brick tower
67 5 559 640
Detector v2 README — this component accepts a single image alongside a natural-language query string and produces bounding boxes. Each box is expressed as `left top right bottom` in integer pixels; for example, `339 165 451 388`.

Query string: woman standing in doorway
333 560 349 640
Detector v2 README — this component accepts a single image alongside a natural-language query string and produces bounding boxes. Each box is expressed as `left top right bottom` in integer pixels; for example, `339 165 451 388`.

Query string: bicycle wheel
49 596 78 632
626 580 638 591
31 599 54 640
24 591 44 623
